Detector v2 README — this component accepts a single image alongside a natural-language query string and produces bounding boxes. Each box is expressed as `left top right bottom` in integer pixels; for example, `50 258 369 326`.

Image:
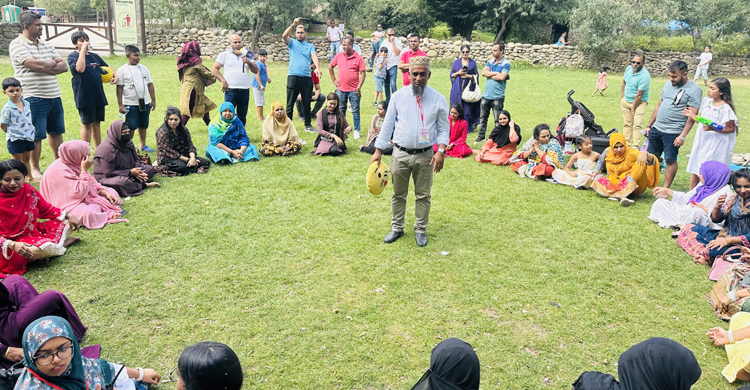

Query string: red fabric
510 161 525 173
475 141 516 165
331 51 366 92
531 163 555 177
177 41 203 74
433 117 472 158
0 184 66 277
399 49 427 86
312 71 320 85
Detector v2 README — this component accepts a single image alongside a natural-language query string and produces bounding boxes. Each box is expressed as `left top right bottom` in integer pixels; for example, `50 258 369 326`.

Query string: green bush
631 35 694 52
427 23 451 40
630 34 750 55
702 34 750 56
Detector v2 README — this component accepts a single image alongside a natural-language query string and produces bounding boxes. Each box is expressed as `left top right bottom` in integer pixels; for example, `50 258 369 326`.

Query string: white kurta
647 184 733 229
686 97 738 175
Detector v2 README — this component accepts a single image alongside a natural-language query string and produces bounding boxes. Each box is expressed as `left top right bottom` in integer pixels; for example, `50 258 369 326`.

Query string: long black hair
0 159 27 178
178 342 243 390
450 103 465 120
532 124 550 140
730 168 750 189
164 106 187 133
711 77 735 114
377 100 388 112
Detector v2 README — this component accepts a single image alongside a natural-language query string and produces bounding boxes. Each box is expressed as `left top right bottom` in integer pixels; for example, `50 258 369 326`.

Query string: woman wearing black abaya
409 338 480 390
572 338 701 390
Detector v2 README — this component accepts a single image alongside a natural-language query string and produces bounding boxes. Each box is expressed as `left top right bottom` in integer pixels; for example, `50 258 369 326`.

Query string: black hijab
487 111 521 148
410 338 480 390
572 338 701 390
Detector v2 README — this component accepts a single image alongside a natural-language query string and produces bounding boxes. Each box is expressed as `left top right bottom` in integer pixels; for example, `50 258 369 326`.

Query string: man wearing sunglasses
620 50 650 148
644 60 702 188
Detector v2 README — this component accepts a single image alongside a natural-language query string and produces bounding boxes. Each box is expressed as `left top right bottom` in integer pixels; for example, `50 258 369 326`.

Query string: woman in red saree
434 104 472 158
0 160 81 277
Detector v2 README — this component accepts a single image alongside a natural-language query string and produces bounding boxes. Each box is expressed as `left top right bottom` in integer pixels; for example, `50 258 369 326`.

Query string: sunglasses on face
461 51 469 53
387 34 394 36
631 61 641 65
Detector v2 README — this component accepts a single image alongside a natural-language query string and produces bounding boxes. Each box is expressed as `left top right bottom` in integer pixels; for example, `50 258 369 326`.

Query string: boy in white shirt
116 45 156 152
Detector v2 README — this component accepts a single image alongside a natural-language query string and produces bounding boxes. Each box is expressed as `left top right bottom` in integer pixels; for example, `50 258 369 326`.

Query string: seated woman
677 168 750 265
93 121 159 197
434 104 472 158
409 338 479 390
206 102 259 164
572 338 700 390
0 276 87 368
649 161 732 231
260 102 302 157
40 141 126 230
15 316 161 390
311 93 351 156
509 124 563 179
551 136 599 188
0 160 81 277
172 342 242 390
708 312 750 383
590 133 659 207
155 107 211 176
360 100 392 155
475 110 521 166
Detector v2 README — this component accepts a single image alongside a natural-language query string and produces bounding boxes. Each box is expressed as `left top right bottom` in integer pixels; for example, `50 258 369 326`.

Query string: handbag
709 262 750 320
461 75 481 103
0 363 23 390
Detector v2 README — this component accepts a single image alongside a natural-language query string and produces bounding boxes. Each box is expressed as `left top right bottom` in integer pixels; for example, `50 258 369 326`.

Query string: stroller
555 89 616 154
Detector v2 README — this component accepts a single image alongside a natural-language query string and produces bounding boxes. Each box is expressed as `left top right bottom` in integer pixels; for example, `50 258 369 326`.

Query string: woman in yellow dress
591 133 660 206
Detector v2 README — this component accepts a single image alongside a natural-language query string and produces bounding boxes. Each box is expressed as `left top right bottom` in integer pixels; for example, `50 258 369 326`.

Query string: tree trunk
250 14 264 52
460 20 475 40
494 15 510 43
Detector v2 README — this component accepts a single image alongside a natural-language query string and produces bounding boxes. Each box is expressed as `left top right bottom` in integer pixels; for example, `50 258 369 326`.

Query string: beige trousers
620 97 648 147
390 148 434 233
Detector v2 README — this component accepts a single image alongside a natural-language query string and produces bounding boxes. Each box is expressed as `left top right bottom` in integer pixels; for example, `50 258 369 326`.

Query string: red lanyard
27 368 90 390
415 96 424 126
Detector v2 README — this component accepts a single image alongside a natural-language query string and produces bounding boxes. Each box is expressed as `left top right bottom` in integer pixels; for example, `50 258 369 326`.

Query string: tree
476 0 559 42
425 0 483 38
359 0 434 37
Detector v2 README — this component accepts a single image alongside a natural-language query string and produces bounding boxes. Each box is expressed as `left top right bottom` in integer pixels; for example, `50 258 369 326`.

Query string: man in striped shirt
8 11 68 179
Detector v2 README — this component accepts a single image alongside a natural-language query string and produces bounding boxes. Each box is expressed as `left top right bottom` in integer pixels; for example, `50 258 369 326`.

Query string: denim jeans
369 41 380 69
384 66 398 101
26 97 66 140
330 42 341 61
476 97 505 139
224 88 250 125
336 89 360 131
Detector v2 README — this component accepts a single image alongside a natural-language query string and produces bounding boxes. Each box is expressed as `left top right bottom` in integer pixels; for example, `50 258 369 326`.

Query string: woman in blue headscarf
205 102 259 164
14 316 161 390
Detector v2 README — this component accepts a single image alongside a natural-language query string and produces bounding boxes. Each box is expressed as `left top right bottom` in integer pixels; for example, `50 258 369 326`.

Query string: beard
412 84 425 97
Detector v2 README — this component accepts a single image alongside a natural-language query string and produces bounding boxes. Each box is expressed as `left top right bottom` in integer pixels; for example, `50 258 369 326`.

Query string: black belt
394 144 432 154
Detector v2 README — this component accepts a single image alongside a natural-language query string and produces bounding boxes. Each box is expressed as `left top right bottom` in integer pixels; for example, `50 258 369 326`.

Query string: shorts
646 126 680 162
124 104 151 130
26 97 65 140
7 139 35 155
78 105 105 124
695 67 708 80
253 86 265 107
374 76 385 92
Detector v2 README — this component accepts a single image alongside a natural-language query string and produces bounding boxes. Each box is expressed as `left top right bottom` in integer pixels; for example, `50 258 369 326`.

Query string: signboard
113 0 137 45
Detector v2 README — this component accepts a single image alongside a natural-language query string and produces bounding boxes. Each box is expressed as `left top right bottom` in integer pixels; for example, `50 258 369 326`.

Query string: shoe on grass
304 125 316 132
141 145 155 152
353 130 360 139
473 137 485 144
620 198 635 207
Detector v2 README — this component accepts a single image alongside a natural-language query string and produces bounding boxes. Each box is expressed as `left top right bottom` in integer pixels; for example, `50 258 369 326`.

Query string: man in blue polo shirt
283 18 321 132
474 42 510 143
620 50 650 147
645 60 702 188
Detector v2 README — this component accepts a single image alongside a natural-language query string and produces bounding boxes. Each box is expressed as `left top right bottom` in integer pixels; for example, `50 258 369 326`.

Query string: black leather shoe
415 232 427 247
384 230 404 243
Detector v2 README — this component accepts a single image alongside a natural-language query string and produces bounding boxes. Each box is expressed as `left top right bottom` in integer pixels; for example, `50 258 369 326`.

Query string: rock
427 50 438 57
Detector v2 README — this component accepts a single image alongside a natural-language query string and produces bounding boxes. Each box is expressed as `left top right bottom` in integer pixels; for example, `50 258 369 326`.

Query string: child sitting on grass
0 78 35 182
551 135 600 188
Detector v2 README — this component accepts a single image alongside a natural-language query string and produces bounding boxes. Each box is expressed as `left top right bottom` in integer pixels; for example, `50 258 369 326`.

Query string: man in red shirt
398 33 427 87
329 37 366 139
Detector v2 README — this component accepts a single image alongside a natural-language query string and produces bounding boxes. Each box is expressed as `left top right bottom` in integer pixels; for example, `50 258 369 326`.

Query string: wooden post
139 0 146 54
106 0 114 56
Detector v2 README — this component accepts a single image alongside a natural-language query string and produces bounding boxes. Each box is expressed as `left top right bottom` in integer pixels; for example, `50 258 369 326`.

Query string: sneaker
304 125 316 133
298 114 304 122
620 198 635 207
473 137 485 144
141 145 155 152
353 130 361 139
299 139 307 145
372 102 378 108
367 68 373 72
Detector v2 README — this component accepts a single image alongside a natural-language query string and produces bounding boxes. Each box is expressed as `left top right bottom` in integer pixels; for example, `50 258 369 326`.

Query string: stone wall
601 50 750 77
0 23 20 52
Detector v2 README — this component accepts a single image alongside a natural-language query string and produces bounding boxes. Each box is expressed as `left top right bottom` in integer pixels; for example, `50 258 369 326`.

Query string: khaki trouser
620 97 648 147
390 148 434 233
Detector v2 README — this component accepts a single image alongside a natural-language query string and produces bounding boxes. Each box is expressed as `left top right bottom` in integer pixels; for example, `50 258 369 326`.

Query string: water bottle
119 106 129 119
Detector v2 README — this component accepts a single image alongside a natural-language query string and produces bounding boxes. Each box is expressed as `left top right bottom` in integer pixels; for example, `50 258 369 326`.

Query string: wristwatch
679 136 686 142
437 148 446 156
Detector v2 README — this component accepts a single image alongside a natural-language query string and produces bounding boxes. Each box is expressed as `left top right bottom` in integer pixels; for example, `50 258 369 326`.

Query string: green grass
1 54 749 389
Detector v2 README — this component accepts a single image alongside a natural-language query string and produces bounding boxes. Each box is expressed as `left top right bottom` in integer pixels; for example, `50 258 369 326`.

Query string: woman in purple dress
0 276 87 368
449 45 480 132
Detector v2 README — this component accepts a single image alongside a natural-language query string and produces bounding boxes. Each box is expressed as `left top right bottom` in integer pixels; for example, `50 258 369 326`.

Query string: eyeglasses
631 61 641 65
162 367 179 383
34 346 74 365
387 34 394 36
460 51 469 53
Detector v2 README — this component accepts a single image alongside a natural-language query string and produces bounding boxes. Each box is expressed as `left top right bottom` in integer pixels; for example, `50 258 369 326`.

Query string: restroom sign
114 0 137 44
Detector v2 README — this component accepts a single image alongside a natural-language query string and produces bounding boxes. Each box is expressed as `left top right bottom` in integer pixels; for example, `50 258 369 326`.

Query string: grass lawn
1 54 749 389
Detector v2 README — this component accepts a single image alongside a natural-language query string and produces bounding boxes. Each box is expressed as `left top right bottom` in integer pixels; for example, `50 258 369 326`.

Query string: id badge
418 127 430 145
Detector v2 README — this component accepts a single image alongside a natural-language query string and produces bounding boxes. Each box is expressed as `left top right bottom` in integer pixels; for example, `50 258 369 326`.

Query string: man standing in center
474 42 510 144
330 37 366 140
326 19 342 61
620 50 650 147
398 34 427 88
371 56 449 247
283 18 321 133
212 34 259 126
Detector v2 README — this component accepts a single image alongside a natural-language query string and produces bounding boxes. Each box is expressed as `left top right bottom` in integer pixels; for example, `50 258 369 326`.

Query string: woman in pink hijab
40 141 127 229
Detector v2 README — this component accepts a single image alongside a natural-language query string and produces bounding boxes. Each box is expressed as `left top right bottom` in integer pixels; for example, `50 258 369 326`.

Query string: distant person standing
116 45 157 152
555 31 568 46
8 11 68 179
379 28 402 101
283 18 321 133
329 37 366 140
474 43 509 144
693 45 712 86
336 31 362 55
398 34 427 87
326 20 343 61
252 49 271 120
369 24 384 71
620 50 650 147
645 60 702 189
212 34 259 126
